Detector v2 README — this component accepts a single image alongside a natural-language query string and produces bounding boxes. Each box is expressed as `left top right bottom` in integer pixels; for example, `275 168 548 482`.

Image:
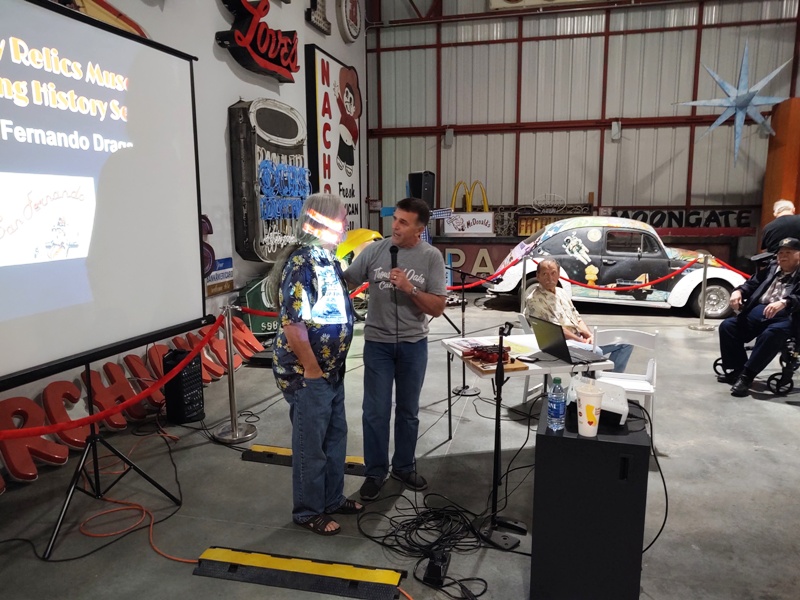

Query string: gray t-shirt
344 238 447 343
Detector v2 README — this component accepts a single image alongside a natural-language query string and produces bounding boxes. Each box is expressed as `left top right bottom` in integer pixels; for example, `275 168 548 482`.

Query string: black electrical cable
357 492 491 597
478 394 541 521
637 402 668 554
411 558 488 599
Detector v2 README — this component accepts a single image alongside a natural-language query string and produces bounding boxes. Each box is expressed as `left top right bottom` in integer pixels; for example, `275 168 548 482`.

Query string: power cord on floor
356 492 488 598
636 402 668 554
0 431 187 563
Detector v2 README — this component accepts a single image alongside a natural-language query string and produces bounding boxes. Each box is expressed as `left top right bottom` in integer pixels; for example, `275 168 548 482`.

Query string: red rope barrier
445 256 522 291
563 257 700 291
237 283 370 320
240 306 277 318
0 315 225 441
350 282 369 297
444 254 700 293
714 257 751 279
236 248 743 305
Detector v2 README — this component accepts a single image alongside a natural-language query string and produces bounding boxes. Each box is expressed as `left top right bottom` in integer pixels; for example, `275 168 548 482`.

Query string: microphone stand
475 322 526 550
446 266 500 397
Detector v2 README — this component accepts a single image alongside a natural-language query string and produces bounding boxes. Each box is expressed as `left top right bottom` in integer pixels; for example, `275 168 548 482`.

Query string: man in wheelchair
718 237 800 397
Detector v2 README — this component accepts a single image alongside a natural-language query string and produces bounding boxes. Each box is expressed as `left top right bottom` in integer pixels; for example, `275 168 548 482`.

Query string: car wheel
351 288 368 321
691 282 733 319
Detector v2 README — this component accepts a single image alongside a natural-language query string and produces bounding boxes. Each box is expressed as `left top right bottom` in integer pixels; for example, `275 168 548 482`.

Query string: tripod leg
44 440 94 560
440 312 461 335
97 438 181 506
447 354 453 440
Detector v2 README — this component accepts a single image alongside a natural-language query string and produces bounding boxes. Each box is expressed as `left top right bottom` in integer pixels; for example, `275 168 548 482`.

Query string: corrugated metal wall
441 133 517 207
381 136 438 204
367 0 798 216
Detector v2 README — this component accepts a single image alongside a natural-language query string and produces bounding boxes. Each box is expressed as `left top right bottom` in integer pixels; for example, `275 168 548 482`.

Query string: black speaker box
408 171 435 209
529 402 650 599
163 349 205 424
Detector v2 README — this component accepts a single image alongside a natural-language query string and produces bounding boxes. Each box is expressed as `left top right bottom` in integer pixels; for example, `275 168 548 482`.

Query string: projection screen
0 0 208 390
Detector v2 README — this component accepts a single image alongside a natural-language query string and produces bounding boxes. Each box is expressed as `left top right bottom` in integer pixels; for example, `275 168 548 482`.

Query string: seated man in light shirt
523 258 633 372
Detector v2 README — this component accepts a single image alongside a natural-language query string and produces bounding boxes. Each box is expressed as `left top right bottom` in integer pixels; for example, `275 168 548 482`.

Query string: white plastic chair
593 328 658 426
518 313 543 403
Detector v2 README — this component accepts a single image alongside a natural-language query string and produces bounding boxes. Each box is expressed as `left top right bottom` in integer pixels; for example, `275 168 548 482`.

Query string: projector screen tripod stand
44 364 181 560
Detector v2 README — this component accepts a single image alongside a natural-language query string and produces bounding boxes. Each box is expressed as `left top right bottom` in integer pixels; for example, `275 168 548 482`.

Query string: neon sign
216 0 300 83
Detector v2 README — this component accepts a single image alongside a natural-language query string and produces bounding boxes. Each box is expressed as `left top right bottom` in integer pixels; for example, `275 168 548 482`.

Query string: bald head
773 199 795 218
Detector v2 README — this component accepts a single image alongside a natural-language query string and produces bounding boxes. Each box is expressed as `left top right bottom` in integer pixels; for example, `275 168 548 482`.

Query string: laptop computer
525 316 606 365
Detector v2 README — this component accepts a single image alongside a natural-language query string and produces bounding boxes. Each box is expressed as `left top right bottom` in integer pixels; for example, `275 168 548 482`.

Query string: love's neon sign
216 0 300 83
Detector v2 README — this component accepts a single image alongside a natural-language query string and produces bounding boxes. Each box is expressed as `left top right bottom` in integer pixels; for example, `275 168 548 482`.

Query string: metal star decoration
680 42 790 164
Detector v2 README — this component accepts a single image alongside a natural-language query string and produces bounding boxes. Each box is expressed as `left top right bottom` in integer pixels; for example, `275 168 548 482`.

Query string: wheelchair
713 337 800 395
713 250 800 395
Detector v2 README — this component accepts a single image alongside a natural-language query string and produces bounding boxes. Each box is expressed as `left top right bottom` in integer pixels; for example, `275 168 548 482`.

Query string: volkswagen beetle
487 216 746 318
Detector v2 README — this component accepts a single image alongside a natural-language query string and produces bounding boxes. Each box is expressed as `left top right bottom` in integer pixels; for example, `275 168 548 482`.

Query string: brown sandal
296 514 340 536
328 498 364 515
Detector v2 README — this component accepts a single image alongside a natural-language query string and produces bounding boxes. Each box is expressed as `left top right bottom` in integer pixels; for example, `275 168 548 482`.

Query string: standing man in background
344 197 447 501
761 200 800 253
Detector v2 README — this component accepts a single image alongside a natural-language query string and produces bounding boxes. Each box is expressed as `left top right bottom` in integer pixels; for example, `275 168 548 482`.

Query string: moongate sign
216 0 300 83
608 208 754 229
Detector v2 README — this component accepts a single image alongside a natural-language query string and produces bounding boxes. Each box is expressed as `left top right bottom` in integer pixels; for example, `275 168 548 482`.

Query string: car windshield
499 227 548 268
522 227 546 245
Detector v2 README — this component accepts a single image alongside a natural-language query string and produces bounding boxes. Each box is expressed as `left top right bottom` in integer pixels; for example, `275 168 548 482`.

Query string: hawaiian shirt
272 246 355 393
524 284 584 336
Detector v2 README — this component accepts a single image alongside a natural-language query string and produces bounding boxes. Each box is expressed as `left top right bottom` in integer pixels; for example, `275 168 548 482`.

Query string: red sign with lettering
216 0 300 83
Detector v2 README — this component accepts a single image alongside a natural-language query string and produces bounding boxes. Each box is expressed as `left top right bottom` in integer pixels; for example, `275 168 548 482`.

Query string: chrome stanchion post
689 254 716 332
520 254 528 315
213 305 258 444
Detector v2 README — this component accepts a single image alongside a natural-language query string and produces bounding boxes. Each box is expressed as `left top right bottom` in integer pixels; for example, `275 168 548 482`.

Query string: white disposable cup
576 386 603 437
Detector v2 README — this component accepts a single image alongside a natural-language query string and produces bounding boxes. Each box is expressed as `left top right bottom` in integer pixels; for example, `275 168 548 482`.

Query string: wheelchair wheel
713 358 732 376
767 373 793 395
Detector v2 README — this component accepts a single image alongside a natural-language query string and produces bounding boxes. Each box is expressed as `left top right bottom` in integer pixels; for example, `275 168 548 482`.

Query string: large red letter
231 316 264 358
42 381 89 449
146 344 171 380
199 326 244 371
123 354 165 408
0 397 69 482
103 362 149 421
80 370 129 430
172 336 223 384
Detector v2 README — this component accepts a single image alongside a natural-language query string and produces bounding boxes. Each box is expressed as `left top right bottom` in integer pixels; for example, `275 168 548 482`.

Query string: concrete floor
1 293 800 599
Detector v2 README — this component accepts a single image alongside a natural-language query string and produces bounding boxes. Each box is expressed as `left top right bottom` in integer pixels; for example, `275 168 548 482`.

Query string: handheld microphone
390 245 398 269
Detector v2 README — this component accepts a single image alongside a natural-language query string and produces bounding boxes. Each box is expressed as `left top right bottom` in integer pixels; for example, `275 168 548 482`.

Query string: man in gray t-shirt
344 197 447 501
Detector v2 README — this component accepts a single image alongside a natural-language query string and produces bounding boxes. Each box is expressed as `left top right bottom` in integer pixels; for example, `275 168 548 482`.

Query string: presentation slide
1 0 205 386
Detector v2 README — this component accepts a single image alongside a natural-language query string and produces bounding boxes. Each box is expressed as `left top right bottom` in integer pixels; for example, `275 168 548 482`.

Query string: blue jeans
719 303 792 377
568 341 633 372
362 339 428 479
283 377 348 523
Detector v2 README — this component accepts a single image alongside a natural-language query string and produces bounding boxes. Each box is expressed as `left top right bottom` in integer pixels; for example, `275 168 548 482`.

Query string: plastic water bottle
547 377 566 431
